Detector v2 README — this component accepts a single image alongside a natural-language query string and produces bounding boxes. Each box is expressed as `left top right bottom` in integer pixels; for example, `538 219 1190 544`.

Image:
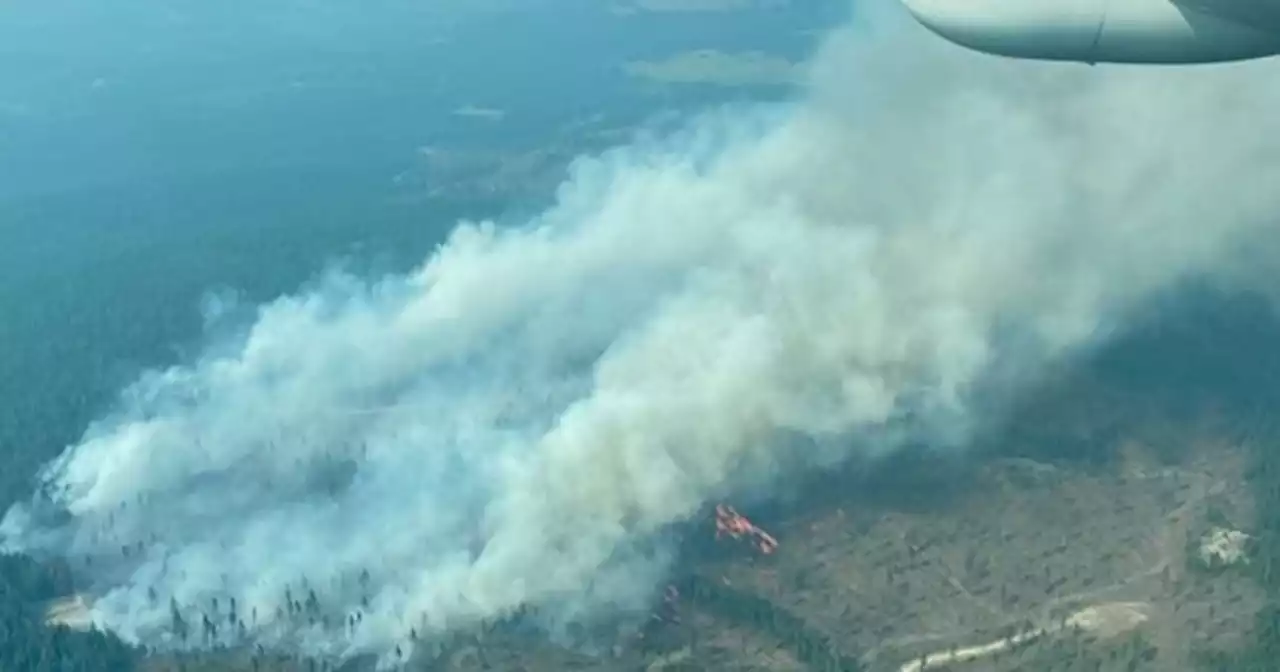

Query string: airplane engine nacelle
902 0 1280 64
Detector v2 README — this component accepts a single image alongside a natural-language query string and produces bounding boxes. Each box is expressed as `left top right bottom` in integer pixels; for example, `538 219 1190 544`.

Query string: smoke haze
5 0 1280 665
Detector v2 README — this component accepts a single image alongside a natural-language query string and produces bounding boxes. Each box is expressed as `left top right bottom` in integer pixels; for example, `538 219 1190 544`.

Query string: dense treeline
0 553 138 671
0 359 147 670
672 572 863 671
5 282 1280 672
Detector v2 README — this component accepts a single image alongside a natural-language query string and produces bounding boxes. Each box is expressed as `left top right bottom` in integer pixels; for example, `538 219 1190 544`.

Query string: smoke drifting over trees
5 1 1280 667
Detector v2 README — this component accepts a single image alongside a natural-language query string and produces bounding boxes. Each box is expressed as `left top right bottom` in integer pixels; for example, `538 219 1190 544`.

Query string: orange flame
714 504 778 555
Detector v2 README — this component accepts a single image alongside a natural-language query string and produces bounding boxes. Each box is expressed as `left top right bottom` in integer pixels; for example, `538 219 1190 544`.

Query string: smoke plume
5 1 1280 665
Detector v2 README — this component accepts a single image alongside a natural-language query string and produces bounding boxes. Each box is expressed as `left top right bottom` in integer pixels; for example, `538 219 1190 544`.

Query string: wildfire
714 504 778 555
646 506 777 629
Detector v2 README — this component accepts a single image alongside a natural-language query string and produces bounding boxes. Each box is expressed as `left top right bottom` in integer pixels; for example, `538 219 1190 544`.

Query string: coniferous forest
0 553 136 670
3 286 1280 672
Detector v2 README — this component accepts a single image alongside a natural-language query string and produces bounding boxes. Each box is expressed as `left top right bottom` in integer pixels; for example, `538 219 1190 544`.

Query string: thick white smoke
5 1 1280 665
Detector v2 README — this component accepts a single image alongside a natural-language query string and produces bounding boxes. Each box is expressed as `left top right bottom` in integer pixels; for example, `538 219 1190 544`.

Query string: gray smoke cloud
5 1 1280 666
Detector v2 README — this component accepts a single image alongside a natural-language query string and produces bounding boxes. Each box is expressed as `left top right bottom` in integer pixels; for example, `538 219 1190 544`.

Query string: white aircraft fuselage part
901 0 1280 64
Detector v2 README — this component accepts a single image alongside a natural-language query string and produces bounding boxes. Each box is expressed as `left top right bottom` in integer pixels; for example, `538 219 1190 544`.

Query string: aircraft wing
902 0 1280 64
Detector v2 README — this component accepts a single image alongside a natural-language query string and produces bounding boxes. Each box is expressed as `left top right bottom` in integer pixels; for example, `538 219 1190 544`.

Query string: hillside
11 292 1280 672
